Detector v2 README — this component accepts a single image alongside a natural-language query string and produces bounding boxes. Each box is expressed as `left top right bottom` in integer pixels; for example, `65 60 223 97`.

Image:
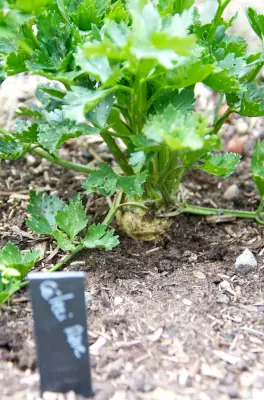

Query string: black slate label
28 272 93 398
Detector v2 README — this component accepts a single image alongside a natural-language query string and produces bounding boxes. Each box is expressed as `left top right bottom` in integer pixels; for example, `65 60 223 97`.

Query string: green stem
18 244 84 291
100 132 133 175
182 203 264 222
207 0 231 44
32 148 97 174
241 61 264 83
159 184 172 206
49 244 84 272
174 167 186 190
256 201 263 215
214 94 224 124
157 152 180 205
213 108 233 133
131 62 147 134
115 85 133 94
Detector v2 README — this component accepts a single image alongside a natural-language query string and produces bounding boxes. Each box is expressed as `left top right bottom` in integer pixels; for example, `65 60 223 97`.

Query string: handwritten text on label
40 280 86 359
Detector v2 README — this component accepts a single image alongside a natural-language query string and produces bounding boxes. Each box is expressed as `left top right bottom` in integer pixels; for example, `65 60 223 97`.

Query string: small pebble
236 120 248 135
193 270 206 280
182 298 192 306
226 136 244 155
25 154 37 166
235 249 257 276
110 391 127 400
84 291 93 308
217 293 230 304
223 184 240 200
114 296 123 306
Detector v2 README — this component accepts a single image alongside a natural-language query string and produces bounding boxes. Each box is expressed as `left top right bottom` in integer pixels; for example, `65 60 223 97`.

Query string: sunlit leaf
199 152 241 178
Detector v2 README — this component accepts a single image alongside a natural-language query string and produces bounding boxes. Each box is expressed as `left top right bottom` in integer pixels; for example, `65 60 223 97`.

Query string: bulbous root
116 207 172 241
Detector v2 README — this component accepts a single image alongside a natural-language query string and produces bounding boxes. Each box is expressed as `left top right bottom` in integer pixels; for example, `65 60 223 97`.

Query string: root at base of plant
116 208 172 241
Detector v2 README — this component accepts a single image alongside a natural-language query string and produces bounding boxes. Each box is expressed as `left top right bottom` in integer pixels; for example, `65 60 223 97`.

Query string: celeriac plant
1 1 264 245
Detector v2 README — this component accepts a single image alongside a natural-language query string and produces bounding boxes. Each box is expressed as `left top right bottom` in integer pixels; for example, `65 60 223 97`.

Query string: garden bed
1 1 264 398
1 121 264 400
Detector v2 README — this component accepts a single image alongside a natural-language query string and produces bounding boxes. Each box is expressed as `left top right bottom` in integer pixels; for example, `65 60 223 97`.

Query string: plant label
28 271 93 398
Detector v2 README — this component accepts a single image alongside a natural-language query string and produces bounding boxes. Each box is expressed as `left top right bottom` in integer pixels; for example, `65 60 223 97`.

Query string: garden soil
1 148 264 400
1 2 264 399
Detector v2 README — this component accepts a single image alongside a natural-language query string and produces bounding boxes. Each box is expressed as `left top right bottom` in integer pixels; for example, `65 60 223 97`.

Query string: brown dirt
1 135 264 400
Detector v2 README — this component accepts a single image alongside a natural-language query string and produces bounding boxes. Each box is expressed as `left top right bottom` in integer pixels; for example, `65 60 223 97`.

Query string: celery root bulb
116 207 172 241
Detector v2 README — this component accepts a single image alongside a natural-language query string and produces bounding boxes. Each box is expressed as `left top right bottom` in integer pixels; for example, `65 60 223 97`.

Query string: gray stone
236 120 248 135
224 184 240 200
235 249 257 275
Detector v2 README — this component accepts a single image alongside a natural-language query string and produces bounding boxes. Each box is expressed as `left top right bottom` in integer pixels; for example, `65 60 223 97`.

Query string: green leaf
63 86 114 123
143 106 208 151
83 3 199 71
0 242 40 278
156 0 195 16
164 61 215 89
204 69 242 93
5 51 28 75
82 223 119 250
227 83 264 117
150 31 197 58
82 163 118 196
173 0 194 14
37 112 99 154
131 134 162 153
40 86 66 100
199 153 241 178
27 191 66 234
83 20 129 60
17 122 39 144
63 0 83 14
251 141 264 197
17 106 43 120
86 94 115 128
75 48 112 83
29 10 79 72
65 0 109 30
71 0 101 31
153 86 195 114
204 53 249 93
0 280 21 305
96 0 109 16
82 163 148 196
0 292 10 305
0 137 25 159
52 230 76 252
246 7 264 41
118 172 148 196
0 38 17 55
15 0 53 14
55 194 88 240
36 83 65 111
130 134 162 153
107 0 129 24
129 151 146 172
182 134 221 166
